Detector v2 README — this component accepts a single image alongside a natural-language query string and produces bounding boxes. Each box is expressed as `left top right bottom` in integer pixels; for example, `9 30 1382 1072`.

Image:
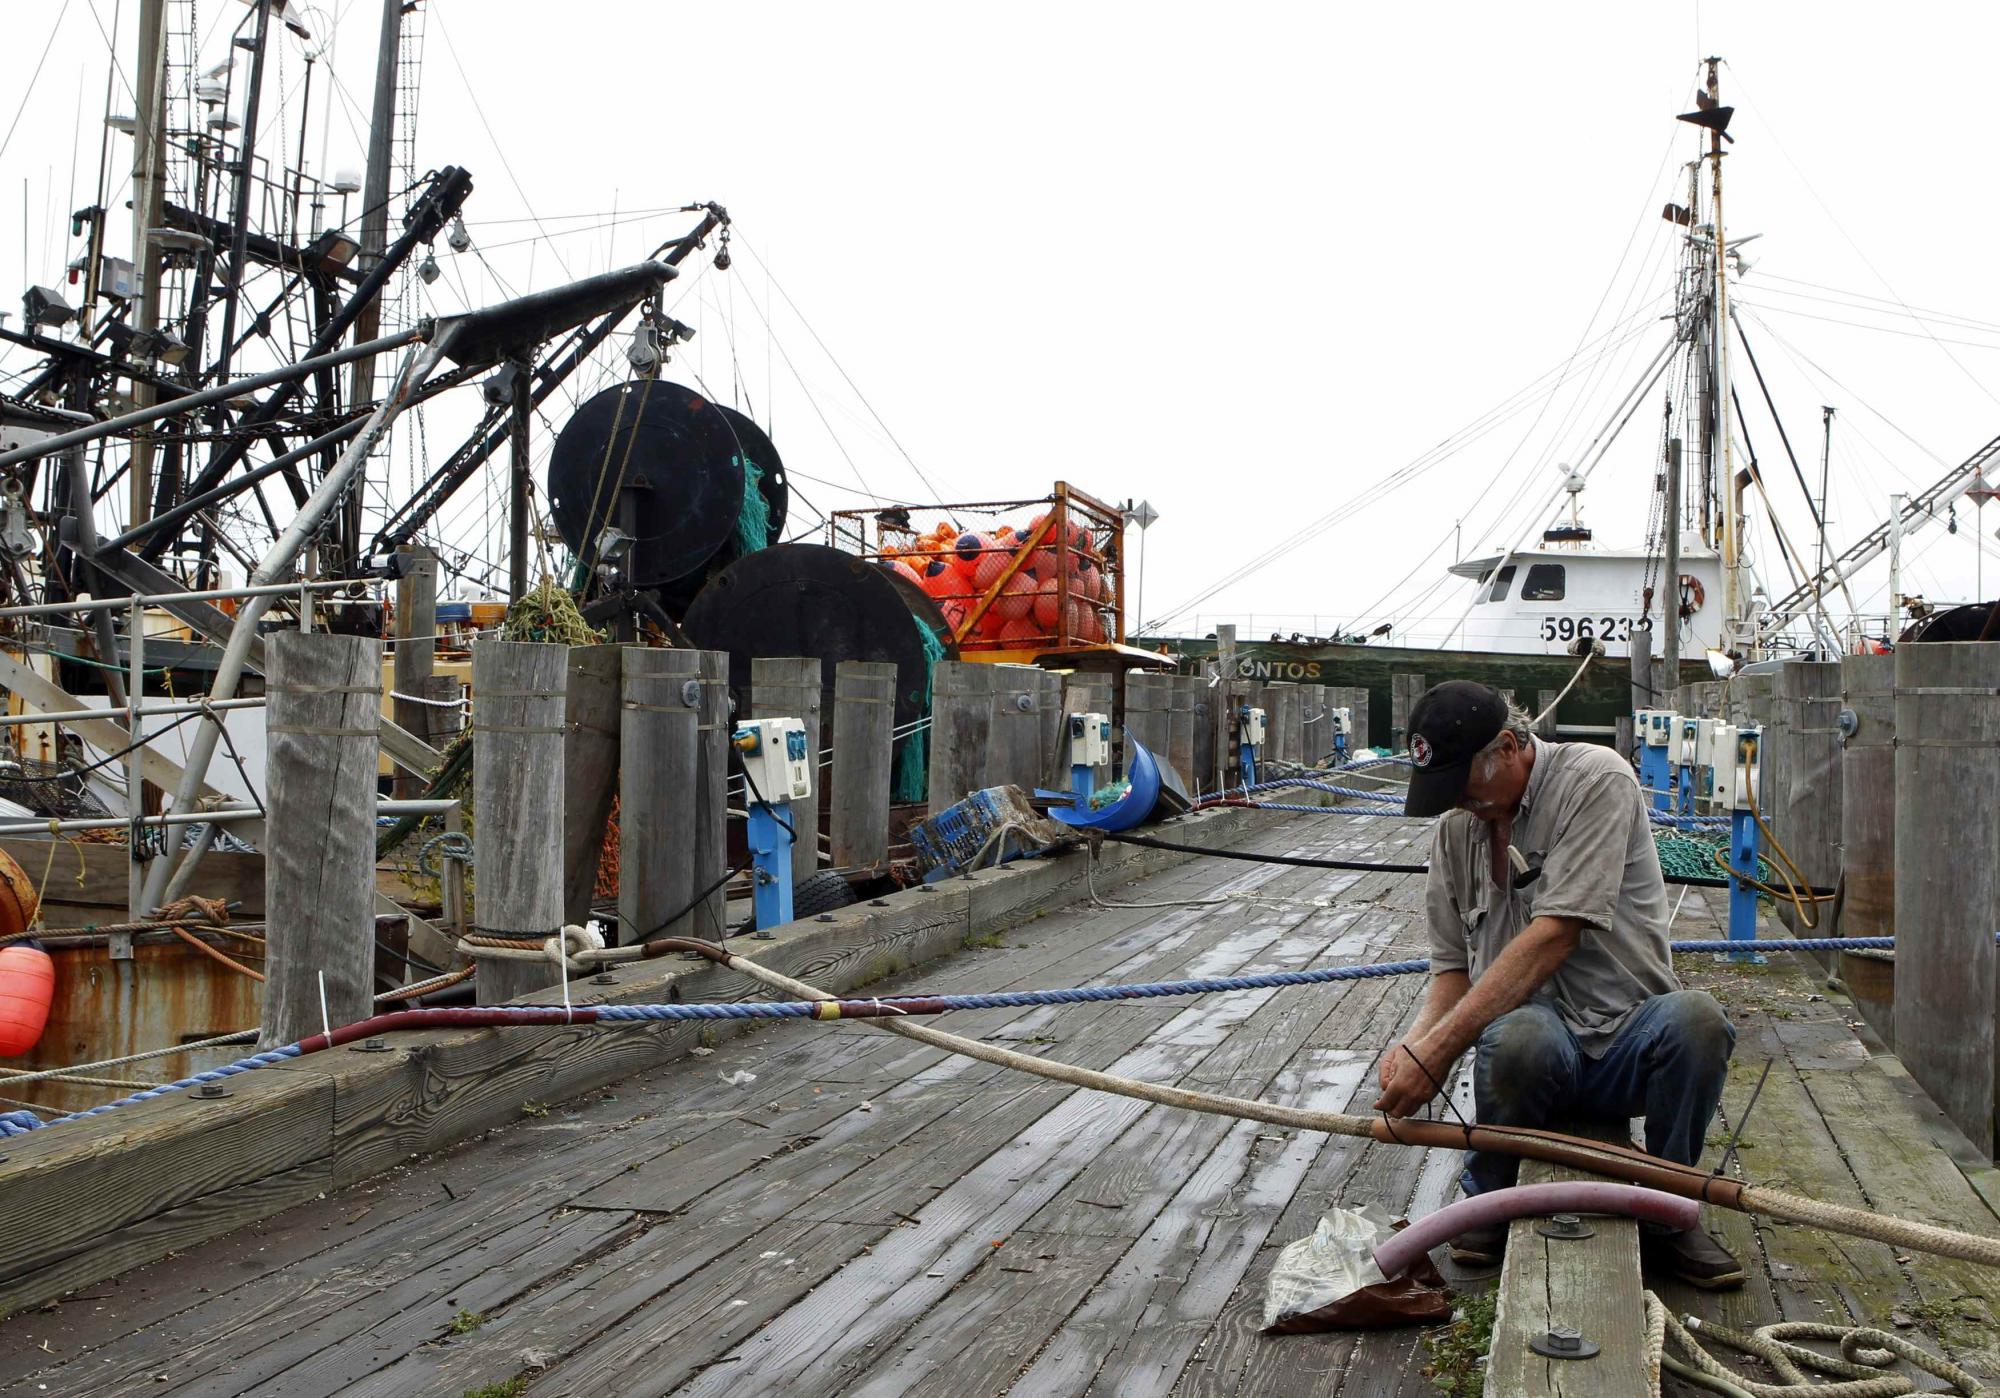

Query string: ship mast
1705 58 1743 655
1676 59 1743 654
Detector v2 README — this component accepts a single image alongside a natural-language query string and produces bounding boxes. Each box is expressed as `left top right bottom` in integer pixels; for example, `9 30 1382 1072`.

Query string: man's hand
1374 1039 1444 1118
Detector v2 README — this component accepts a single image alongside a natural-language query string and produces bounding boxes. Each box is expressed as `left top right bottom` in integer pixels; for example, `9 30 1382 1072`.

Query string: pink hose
1372 1180 1700 1278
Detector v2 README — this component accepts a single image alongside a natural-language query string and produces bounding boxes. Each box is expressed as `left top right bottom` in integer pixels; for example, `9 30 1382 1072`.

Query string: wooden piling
1391 672 1426 752
1183 675 1217 794
1166 674 1198 787
618 646 702 947
472 638 569 1002
560 646 621 927
1298 682 1326 765
390 545 437 800
983 664 1046 791
263 631 381 1047
1535 689 1559 738
1125 672 1174 771
1839 651 1895 1045
927 662 990 812
830 661 896 871
750 657 824 887
423 673 468 938
693 648 731 940
1893 641 2000 1155
1623 632 1652 758
1774 660 1842 939
1033 668 1064 788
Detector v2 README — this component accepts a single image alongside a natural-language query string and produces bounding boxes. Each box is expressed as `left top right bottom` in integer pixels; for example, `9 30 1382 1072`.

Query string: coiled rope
1645 1290 1993 1396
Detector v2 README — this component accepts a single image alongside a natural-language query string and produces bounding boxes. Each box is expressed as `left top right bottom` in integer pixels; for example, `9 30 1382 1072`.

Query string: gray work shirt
1425 737 1677 1056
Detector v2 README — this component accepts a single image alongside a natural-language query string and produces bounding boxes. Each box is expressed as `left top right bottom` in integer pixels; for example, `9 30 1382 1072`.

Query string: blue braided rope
595 959 1439 1022
22 932 1994 1133
49 1045 308 1126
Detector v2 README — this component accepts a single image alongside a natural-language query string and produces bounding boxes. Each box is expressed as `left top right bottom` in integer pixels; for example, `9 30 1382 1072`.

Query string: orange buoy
997 617 1040 645
1031 578 1060 628
996 574 1035 620
972 549 1012 592
0 945 53 1057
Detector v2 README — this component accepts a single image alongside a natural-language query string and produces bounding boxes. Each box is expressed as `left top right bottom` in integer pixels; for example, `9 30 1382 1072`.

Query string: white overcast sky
5 1 2000 641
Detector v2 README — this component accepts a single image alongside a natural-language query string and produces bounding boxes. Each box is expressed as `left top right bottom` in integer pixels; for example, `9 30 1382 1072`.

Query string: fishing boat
1146 60 2000 741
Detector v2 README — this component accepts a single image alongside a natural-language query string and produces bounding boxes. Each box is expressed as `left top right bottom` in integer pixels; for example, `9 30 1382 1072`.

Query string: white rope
0 1028 259 1086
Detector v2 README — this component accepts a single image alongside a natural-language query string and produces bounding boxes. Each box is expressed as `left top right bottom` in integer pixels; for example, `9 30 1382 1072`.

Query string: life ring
1678 574 1705 615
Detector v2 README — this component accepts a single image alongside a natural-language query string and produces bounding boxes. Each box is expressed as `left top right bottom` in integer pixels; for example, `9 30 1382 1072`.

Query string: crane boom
1758 431 2000 639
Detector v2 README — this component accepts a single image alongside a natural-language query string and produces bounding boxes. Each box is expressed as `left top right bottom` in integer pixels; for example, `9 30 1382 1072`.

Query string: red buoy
0 945 53 1057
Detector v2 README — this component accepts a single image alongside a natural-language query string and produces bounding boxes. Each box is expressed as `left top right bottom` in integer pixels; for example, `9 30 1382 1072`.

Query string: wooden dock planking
7 802 1995 1397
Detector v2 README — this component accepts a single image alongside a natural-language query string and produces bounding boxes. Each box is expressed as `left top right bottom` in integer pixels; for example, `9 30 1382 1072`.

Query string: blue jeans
1462 990 1735 1205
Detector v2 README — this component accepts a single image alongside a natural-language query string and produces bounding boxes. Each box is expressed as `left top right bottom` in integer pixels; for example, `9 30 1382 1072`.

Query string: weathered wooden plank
1485 1142 1650 1398
830 659 896 869
1894 642 2000 1155
616 646 700 945
262 631 380 1047
927 660 993 812
559 644 621 925
389 544 437 799
1391 671 1425 751
471 638 569 1002
693 648 731 938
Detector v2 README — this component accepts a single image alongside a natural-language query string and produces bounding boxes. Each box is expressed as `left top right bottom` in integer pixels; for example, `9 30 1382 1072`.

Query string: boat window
1485 565 1517 603
1521 563 1566 601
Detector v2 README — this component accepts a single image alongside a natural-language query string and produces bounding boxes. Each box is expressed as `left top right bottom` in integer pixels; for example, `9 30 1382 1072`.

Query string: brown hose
167 923 266 982
663 938 1999 1270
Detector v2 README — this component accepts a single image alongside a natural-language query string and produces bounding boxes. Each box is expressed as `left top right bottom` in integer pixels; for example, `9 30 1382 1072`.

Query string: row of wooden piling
1677 644 2000 1158
263 634 909 1046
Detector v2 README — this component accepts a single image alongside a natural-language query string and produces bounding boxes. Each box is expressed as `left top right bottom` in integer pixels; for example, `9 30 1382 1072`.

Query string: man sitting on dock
1373 680 1743 1289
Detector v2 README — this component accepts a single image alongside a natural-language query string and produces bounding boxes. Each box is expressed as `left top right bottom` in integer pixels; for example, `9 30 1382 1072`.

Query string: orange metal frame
828 481 1127 656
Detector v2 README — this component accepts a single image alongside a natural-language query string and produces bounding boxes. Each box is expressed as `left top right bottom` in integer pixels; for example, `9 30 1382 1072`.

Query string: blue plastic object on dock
1043 736 1163 833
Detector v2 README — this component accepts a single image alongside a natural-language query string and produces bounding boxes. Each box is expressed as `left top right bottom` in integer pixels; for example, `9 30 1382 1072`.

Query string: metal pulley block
0 481 36 560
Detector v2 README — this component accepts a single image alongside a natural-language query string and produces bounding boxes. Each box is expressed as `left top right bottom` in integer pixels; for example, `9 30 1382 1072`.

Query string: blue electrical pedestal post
1636 710 1672 812
1639 741 1671 812
745 799 795 933
734 717 811 937
1725 727 1765 963
1065 712 1111 814
1238 705 1266 790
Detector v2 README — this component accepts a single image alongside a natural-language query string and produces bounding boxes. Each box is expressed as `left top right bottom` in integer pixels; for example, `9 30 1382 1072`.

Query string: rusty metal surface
2 940 261 1117
0 845 40 939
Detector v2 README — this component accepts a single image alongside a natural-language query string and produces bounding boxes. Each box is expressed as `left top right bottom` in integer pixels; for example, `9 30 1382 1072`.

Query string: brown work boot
1446 1223 1507 1267
1641 1225 1745 1290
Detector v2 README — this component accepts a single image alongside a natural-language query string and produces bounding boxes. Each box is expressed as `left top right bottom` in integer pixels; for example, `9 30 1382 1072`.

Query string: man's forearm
1405 970 1470 1046
1420 916 1581 1064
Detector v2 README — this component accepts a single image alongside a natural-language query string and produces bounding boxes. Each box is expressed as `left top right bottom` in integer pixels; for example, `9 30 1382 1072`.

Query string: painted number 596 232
1540 615 1634 642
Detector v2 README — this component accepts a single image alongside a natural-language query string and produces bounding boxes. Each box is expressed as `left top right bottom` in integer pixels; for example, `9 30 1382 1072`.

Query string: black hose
1103 831 1836 894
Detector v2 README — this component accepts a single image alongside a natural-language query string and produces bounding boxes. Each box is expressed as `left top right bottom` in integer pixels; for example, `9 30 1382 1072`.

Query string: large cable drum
657 403 792 615
681 543 955 735
546 379 745 588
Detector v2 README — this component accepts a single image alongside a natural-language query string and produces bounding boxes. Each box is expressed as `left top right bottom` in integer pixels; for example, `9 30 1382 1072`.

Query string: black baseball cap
1403 681 1510 817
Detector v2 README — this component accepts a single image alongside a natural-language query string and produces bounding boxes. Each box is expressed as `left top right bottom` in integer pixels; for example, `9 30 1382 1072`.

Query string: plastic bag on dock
1261 1204 1451 1333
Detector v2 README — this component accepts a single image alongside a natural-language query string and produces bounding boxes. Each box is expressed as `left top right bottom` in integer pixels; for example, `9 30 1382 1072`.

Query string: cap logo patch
1411 734 1433 768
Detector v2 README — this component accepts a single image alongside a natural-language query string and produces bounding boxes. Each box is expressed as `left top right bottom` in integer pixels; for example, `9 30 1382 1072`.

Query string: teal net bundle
893 618 949 803
1653 829 1776 889
735 457 771 555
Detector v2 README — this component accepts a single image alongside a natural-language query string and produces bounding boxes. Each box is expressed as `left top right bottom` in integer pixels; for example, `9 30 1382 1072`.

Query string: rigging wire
1725 63 2000 411
734 233 955 504
0 0 75 165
